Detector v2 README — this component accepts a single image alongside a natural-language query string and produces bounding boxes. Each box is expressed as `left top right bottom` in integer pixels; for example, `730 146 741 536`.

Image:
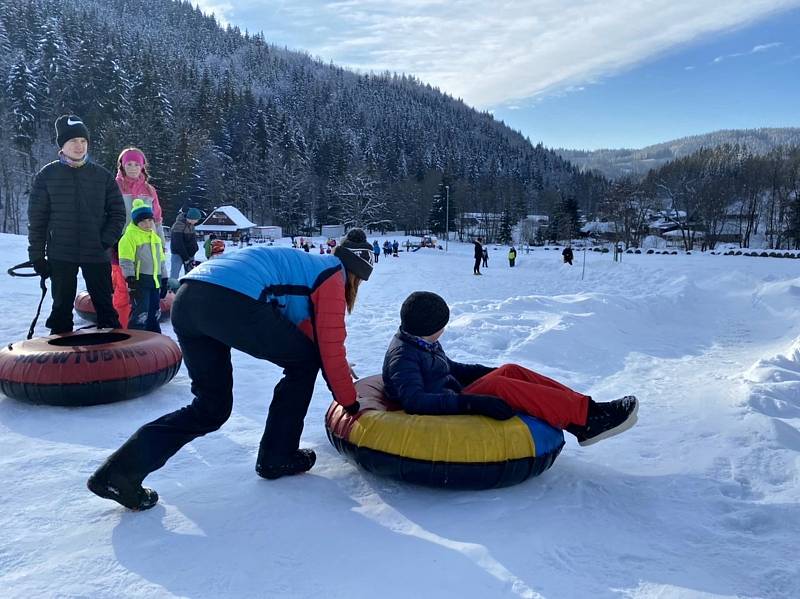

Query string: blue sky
196 1 800 150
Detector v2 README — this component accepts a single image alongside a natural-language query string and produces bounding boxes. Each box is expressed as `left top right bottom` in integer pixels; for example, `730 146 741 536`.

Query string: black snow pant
46 259 120 333
128 277 161 334
509 259 515 267
101 280 322 484
473 257 482 274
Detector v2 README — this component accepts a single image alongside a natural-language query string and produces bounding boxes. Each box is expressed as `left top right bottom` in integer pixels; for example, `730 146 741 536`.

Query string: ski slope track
1 233 798 598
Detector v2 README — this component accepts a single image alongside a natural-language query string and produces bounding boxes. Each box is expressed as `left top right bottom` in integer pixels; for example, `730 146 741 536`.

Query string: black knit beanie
333 228 374 281
400 291 450 337
55 115 90 148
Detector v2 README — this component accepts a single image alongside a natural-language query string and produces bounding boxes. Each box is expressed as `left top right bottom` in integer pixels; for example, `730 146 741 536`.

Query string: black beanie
334 228 374 281
400 291 450 337
55 115 90 148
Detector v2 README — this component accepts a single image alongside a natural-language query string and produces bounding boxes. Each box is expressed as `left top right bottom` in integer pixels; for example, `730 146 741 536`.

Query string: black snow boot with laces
566 396 639 446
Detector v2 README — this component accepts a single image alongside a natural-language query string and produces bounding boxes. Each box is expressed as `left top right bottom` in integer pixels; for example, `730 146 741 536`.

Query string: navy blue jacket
382 330 494 414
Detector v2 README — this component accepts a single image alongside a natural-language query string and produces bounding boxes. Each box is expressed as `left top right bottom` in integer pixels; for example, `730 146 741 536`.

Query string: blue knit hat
131 199 154 224
186 207 202 220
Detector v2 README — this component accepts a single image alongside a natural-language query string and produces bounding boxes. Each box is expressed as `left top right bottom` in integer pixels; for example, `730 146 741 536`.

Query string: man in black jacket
28 115 126 334
169 208 201 278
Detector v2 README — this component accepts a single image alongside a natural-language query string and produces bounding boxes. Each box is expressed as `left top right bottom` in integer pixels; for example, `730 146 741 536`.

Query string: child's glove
458 394 514 420
159 278 169 298
126 276 137 291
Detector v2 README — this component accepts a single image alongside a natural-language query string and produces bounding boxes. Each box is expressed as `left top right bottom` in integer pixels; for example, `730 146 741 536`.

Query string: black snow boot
256 449 316 480
87 464 159 511
566 396 638 447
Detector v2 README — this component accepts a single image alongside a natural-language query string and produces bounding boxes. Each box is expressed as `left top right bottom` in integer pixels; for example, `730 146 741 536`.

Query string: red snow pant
463 363 589 429
111 263 131 329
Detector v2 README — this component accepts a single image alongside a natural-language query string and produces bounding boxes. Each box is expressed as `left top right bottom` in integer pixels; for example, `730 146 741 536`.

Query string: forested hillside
0 0 606 236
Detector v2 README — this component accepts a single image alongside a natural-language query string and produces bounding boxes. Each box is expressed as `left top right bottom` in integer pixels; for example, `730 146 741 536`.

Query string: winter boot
87 464 159 511
566 396 638 447
256 449 317 480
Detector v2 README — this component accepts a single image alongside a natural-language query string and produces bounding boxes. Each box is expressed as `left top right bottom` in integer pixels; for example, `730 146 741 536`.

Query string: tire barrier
0 329 182 406
74 290 175 323
326 375 564 489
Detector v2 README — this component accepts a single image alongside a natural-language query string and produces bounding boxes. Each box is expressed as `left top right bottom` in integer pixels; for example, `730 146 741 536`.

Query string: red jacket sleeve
310 272 358 409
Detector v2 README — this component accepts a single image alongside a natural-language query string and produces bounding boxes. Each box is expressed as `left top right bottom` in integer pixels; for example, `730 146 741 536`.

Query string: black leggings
102 281 321 483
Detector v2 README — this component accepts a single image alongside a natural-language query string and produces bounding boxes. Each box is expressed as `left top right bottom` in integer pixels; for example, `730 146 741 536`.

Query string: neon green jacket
118 221 168 286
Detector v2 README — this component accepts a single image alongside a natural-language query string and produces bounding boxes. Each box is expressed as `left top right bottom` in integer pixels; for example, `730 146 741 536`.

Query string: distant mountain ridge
557 128 800 179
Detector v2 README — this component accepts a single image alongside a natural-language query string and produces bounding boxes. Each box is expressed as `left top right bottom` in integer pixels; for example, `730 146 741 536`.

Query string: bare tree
334 170 386 229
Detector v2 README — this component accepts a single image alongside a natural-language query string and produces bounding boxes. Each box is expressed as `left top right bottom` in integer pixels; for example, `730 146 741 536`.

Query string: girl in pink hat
115 147 165 242
112 147 166 327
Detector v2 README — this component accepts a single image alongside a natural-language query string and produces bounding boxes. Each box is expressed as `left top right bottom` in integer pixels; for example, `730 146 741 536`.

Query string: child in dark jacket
382 291 638 446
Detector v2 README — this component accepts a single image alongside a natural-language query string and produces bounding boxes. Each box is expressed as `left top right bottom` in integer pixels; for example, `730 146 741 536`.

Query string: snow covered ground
1 232 798 599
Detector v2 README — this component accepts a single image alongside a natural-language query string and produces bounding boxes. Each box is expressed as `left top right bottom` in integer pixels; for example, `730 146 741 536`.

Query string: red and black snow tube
0 329 182 406
74 290 175 323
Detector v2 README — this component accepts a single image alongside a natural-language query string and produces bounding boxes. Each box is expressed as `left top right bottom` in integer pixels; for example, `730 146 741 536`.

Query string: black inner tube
47 332 131 347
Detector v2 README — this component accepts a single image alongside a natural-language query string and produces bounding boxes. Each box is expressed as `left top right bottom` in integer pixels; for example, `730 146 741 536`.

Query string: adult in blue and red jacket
88 230 375 511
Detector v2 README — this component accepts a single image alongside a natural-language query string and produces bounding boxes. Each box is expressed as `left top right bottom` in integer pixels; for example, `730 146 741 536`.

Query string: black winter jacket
382 329 494 414
28 160 126 263
473 240 483 259
170 213 199 262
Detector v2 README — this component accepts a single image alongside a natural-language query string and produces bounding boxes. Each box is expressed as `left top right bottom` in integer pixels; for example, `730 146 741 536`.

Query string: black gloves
32 258 50 277
183 259 195 273
343 400 361 415
458 394 514 420
159 278 169 299
126 276 137 291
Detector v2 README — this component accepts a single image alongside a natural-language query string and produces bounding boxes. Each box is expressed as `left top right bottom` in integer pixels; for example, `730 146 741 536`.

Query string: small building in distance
321 224 345 239
195 206 256 239
253 225 283 241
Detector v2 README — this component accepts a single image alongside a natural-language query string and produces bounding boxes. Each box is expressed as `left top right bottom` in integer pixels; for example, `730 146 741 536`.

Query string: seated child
119 199 169 333
382 291 638 446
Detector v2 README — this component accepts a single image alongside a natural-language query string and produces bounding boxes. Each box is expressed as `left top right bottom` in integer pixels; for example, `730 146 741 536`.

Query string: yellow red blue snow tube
325 375 564 489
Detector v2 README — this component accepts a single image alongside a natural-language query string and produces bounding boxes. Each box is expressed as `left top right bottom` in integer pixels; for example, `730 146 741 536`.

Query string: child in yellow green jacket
119 199 168 333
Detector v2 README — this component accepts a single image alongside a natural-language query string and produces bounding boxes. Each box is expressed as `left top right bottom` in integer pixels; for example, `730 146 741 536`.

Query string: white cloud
752 42 783 52
222 1 800 108
713 41 783 63
193 1 234 25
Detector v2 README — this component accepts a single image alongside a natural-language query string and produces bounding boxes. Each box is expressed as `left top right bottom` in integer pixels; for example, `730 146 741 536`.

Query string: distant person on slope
508 246 517 267
169 207 202 278
88 229 376 511
27 115 125 334
482 247 489 268
472 237 484 275
209 239 226 258
383 292 638 446
562 246 574 266
372 240 381 263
